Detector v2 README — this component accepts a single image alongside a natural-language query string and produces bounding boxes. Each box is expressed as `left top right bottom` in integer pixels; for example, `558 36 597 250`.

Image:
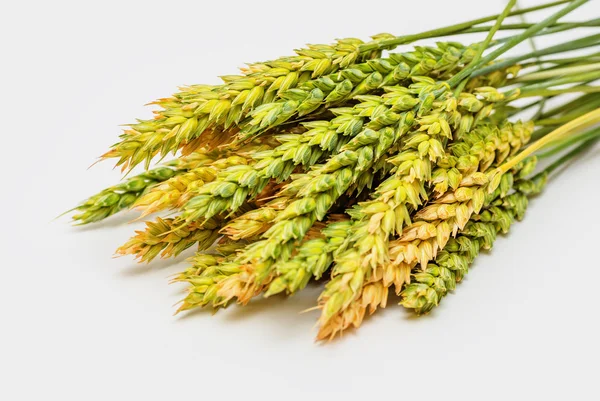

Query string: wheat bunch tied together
67 0 600 342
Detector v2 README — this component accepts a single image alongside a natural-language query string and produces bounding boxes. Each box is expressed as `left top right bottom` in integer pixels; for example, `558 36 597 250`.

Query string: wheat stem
359 0 574 52
448 0 589 87
501 108 600 173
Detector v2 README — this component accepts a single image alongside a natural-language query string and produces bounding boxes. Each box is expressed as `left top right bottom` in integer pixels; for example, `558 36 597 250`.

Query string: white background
2 1 599 400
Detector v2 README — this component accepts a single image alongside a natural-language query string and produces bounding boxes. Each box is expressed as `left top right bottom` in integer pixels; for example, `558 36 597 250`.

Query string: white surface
2 1 599 400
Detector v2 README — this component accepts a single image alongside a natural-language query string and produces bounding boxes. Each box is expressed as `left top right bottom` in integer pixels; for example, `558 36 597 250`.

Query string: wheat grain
239 43 476 140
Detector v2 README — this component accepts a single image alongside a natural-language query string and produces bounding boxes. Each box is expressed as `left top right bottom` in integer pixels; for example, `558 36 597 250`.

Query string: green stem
539 135 600 176
454 0 517 96
519 86 600 97
537 127 600 159
496 17 600 43
507 85 599 120
519 70 600 93
516 1 546 120
520 52 600 67
529 93 600 140
461 19 600 34
539 92 600 119
448 0 589 87
473 33 600 78
535 97 600 126
449 0 590 87
358 0 574 52
514 62 600 82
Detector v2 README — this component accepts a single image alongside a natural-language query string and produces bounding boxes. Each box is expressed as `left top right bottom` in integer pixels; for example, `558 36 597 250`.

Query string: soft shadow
383 291 436 322
67 210 144 232
174 306 218 320
396 247 495 323
578 146 600 163
315 292 407 344
173 282 324 334
118 247 196 277
223 284 323 322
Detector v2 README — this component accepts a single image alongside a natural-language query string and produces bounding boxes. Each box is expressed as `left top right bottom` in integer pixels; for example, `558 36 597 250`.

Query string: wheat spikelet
69 152 213 225
173 253 241 312
316 281 389 341
219 206 280 242
115 216 223 263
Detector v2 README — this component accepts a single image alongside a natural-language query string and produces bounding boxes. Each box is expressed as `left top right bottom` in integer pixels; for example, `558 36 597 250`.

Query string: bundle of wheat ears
68 0 600 340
